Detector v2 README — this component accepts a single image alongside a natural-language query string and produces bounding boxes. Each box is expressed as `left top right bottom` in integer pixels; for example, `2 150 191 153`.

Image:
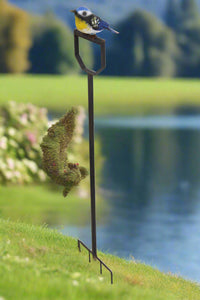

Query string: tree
176 0 200 77
165 0 179 30
29 13 93 74
105 10 179 77
0 0 31 73
180 0 199 20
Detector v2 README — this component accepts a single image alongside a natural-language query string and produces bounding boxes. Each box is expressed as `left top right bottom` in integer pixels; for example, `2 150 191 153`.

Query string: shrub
105 10 179 77
0 0 31 73
0 102 92 188
0 101 48 184
29 13 93 74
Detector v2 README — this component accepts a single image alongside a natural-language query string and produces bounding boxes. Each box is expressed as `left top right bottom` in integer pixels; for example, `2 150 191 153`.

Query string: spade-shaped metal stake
73 29 113 284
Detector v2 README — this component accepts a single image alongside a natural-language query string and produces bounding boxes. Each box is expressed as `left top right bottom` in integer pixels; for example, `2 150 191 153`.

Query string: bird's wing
86 14 108 31
85 14 119 33
97 19 110 30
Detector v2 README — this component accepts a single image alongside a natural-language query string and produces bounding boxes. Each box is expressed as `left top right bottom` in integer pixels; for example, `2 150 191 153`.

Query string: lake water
61 116 200 283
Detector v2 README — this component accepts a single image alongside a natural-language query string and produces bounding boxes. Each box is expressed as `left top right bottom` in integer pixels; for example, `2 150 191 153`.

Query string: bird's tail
108 27 119 34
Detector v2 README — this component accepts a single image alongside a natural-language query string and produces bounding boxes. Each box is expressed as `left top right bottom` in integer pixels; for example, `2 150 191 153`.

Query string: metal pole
74 30 113 283
88 74 97 258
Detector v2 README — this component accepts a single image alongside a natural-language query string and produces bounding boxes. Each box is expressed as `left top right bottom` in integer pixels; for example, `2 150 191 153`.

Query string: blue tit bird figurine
70 7 119 35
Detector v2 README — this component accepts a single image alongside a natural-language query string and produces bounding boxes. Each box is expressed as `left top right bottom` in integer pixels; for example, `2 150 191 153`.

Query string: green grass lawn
0 219 200 300
0 185 106 226
0 75 200 115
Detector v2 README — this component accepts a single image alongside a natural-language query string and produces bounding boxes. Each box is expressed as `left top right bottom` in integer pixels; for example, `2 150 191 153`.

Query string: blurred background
1 0 200 283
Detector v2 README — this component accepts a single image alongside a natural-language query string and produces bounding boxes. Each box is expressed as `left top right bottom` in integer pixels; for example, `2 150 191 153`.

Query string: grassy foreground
0 219 200 300
0 75 200 115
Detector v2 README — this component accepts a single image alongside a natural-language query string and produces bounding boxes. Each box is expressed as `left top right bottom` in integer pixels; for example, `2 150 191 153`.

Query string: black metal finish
88 73 97 258
74 29 106 76
78 240 113 284
74 29 113 284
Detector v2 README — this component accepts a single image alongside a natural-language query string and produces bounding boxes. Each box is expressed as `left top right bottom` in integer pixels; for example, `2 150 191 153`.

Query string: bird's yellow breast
75 16 89 31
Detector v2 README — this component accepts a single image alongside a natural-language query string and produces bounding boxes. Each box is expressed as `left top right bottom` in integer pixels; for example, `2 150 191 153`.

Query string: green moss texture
40 108 88 197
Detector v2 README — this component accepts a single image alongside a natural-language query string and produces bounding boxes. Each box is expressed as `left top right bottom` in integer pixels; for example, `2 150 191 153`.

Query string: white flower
38 170 46 181
20 113 28 125
9 139 18 148
24 257 29 262
86 278 96 283
13 171 21 179
73 136 82 144
8 127 16 136
7 240 11 245
0 296 5 300
4 171 13 180
71 272 81 279
12 256 30 264
23 159 38 173
0 137 7 150
98 276 104 281
39 107 47 116
29 162 38 174
77 188 89 199
72 280 79 286
27 103 36 114
77 106 86 126
7 158 15 170
48 119 57 129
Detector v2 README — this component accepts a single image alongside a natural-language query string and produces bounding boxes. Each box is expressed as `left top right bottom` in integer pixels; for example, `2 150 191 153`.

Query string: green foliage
178 0 200 77
106 10 179 77
165 0 179 30
40 107 88 197
180 0 199 20
0 219 200 300
0 102 90 191
0 0 31 73
0 101 48 184
164 0 200 77
102 0 200 78
29 13 93 74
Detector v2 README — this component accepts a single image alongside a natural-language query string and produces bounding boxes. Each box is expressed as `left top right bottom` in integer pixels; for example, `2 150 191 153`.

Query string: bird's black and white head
71 7 93 18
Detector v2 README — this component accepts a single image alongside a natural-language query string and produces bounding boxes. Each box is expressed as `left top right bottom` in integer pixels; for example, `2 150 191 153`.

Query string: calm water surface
61 116 200 283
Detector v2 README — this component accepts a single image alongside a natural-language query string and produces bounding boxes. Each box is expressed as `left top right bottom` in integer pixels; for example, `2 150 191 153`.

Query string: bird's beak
70 9 76 13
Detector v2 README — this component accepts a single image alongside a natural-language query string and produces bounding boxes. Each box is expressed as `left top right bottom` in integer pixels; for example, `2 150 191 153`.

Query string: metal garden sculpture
41 6 116 284
73 29 113 284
